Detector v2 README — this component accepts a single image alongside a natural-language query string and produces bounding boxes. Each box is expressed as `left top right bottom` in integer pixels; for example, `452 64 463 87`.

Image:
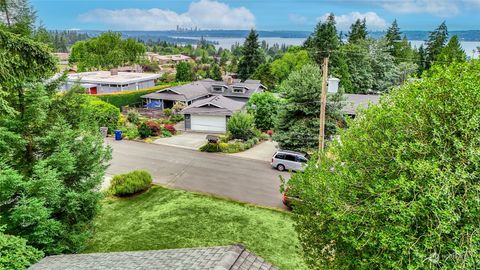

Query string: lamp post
318 57 340 152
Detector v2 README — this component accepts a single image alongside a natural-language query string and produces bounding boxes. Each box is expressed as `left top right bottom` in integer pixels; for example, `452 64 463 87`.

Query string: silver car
271 150 309 172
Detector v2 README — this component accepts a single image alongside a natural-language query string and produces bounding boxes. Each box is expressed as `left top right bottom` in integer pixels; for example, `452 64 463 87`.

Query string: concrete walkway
229 140 278 162
154 132 207 150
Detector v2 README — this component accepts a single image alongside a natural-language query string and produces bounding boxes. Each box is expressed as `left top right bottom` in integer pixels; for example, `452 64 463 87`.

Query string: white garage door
191 115 226 132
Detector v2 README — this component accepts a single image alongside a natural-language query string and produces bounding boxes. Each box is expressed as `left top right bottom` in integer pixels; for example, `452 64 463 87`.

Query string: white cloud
380 0 459 16
288 14 308 25
318 12 388 31
78 0 255 30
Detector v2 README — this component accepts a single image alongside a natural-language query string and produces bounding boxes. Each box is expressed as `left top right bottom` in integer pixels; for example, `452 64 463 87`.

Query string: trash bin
114 130 122 141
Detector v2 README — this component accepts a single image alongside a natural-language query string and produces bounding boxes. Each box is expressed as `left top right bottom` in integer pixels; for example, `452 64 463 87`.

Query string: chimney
110 68 118 76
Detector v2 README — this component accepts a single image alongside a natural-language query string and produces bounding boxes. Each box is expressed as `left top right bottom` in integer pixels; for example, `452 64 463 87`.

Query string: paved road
106 139 290 209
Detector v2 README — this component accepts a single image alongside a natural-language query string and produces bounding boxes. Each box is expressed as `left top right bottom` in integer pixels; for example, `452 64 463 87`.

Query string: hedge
95 83 179 108
109 170 153 196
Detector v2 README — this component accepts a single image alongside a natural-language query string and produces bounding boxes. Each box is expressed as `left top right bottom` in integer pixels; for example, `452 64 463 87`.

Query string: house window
213 86 223 92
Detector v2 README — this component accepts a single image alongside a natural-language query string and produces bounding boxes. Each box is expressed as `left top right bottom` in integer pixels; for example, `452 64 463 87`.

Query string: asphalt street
106 139 290 209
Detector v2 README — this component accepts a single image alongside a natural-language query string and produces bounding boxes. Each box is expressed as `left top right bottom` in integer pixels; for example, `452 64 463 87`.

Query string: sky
31 0 480 32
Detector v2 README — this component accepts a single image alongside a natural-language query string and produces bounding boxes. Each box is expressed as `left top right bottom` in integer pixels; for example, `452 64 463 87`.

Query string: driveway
229 140 278 162
106 139 290 209
153 132 207 150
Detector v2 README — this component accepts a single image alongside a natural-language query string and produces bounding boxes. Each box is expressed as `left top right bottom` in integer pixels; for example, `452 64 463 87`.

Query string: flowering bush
146 120 161 136
163 124 176 135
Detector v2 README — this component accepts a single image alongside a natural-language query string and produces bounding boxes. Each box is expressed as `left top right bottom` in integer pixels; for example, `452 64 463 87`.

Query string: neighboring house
63 70 161 95
146 52 192 65
141 79 266 133
29 244 278 270
343 94 381 117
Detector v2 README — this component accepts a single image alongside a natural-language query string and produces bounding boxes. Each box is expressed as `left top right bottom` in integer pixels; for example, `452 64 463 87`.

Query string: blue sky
32 0 480 31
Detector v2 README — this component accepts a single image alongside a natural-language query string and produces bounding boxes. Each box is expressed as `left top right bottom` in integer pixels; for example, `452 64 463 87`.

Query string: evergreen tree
437 35 466 64
251 63 276 90
385 19 401 47
0 0 36 36
425 21 449 69
417 45 427 76
0 29 111 255
274 64 344 152
348 18 368 43
238 29 263 80
208 63 222 81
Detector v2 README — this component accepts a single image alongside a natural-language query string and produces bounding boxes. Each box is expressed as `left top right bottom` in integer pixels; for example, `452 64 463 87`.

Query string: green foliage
0 31 110 255
437 35 466 64
121 125 139 140
161 129 172 138
0 229 44 270
251 63 275 89
138 122 152 138
238 29 264 80
69 32 145 71
274 64 344 152
0 0 36 36
247 92 280 131
208 63 223 81
425 21 449 70
109 170 152 197
84 96 121 134
163 108 173 118
348 18 367 43
288 61 480 269
126 110 140 124
199 142 222 152
95 84 174 108
175 62 194 82
227 112 255 141
271 47 311 84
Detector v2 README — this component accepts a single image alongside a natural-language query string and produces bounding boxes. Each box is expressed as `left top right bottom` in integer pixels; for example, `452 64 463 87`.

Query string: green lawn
85 186 307 270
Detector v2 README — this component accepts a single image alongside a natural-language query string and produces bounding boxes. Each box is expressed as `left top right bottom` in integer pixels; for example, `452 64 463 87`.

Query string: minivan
271 150 309 172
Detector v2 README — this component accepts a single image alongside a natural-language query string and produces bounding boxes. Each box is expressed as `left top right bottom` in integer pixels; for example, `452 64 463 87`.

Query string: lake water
179 36 480 58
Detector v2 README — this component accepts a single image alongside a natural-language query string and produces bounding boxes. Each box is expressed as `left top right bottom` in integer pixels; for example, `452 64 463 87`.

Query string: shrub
121 126 139 140
0 229 44 270
109 170 153 196
138 122 152 138
199 143 222 152
163 124 176 134
162 130 172 137
227 112 255 141
127 110 140 124
170 114 184 123
287 62 480 269
84 96 121 134
246 92 281 131
163 108 173 118
146 120 161 136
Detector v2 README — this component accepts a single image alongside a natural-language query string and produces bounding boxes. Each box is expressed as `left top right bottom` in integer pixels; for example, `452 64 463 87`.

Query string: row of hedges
108 170 153 196
95 83 179 108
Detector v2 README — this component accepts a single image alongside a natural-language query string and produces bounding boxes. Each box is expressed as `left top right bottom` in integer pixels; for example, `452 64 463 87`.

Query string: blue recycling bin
114 130 122 141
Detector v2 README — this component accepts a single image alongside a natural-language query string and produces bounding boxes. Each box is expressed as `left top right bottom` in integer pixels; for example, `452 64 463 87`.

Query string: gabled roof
181 95 246 116
343 94 381 115
29 244 277 270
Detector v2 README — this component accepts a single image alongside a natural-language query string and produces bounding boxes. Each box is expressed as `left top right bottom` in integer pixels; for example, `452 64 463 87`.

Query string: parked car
271 150 309 172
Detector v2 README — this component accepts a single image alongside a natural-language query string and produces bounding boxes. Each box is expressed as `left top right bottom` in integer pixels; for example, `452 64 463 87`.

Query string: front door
90 87 97 95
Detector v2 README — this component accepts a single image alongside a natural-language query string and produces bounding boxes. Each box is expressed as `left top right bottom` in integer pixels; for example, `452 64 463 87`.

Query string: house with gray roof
343 94 381 117
29 244 277 270
142 79 266 133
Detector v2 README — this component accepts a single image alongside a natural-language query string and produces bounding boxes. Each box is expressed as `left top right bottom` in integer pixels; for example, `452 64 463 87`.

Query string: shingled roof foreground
29 244 278 270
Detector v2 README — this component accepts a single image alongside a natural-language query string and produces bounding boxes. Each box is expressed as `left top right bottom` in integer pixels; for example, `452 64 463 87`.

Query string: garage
190 115 226 132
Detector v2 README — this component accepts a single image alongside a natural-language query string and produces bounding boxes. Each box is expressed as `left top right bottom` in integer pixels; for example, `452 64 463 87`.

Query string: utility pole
318 57 329 152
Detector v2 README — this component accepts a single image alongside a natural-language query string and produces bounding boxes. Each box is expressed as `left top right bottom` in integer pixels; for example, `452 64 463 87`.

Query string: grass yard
85 186 307 270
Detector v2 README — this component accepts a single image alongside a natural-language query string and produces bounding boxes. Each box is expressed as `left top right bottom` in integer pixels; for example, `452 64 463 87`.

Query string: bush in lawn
127 110 140 125
287 61 480 269
138 122 152 138
161 130 172 137
0 230 44 270
146 120 161 136
199 143 222 152
227 112 255 141
109 170 153 196
163 124 176 135
85 96 121 134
